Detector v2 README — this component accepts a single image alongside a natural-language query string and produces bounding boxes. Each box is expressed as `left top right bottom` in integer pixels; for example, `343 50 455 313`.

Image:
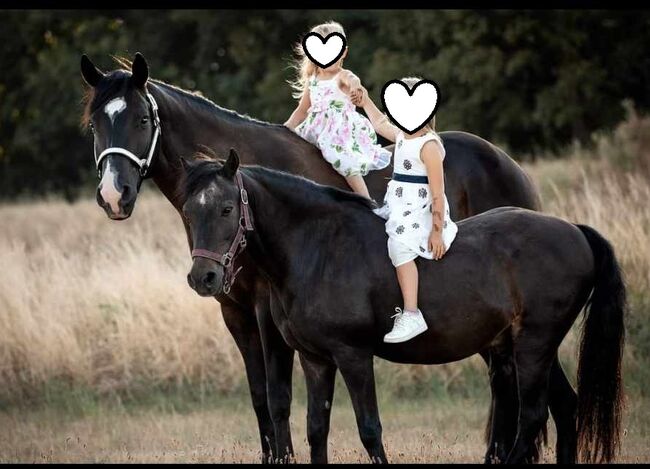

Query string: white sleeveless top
377 131 458 258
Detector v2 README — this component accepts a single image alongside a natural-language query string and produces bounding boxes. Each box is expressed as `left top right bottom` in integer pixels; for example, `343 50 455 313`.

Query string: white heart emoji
302 32 347 69
381 79 441 134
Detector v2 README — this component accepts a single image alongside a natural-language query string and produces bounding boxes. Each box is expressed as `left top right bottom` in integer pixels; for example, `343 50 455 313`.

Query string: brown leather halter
191 171 254 294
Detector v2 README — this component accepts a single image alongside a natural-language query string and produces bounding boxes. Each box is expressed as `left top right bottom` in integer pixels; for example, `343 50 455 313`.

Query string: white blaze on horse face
197 185 218 206
99 159 122 215
104 97 127 124
198 191 207 206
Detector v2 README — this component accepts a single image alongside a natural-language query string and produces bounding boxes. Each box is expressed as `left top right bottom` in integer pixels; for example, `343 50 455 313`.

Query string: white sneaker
383 307 428 343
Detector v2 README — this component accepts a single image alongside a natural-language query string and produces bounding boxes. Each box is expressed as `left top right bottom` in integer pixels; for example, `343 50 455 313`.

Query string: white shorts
387 237 419 267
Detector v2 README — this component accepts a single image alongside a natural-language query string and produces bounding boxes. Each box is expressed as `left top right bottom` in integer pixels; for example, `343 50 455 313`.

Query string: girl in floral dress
357 78 458 343
284 21 391 198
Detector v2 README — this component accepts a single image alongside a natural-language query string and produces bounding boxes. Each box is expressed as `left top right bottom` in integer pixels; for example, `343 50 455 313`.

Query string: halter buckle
221 252 233 267
241 188 249 204
223 281 232 295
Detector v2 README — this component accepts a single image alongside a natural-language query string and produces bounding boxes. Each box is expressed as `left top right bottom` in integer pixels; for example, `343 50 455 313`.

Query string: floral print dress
376 131 458 258
295 73 391 177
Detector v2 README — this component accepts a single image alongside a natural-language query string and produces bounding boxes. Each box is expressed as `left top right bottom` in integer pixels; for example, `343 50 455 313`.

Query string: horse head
81 52 159 219
182 149 248 297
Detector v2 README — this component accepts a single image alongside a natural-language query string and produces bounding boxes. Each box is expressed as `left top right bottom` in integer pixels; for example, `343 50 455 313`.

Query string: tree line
1 9 649 200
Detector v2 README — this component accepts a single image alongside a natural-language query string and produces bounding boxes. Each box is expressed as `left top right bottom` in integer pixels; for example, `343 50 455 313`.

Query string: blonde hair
289 21 347 99
399 76 437 132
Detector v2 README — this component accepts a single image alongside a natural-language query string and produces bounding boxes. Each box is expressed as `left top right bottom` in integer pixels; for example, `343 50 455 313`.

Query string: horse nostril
121 184 133 202
202 271 217 287
96 188 105 204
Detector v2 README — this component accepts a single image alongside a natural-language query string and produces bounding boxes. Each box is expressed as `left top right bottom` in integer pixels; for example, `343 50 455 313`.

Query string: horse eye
222 206 233 216
89 122 95 133
141 116 149 125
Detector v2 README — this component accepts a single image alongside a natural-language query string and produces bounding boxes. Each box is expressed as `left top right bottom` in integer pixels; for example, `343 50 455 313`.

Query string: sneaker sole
383 324 428 344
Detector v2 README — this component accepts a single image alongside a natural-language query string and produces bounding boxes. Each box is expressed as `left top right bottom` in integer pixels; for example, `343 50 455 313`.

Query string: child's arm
358 87 399 142
338 69 362 93
284 88 311 130
421 140 447 260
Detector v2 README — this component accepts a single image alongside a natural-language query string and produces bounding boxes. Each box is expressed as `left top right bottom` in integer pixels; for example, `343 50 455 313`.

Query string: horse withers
183 151 625 464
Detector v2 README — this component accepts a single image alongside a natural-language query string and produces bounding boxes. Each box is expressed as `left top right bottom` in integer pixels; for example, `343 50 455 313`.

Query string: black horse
80 53 577 463
183 153 625 464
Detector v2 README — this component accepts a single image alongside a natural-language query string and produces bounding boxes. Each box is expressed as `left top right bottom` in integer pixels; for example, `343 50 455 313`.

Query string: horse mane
183 158 375 211
247 166 376 210
81 55 289 132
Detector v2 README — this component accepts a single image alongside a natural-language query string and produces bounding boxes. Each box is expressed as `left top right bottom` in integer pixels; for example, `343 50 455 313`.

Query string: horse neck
243 174 301 285
146 82 348 212
242 169 370 286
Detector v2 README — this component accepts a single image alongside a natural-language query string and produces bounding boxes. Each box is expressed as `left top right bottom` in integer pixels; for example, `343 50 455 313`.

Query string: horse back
440 131 541 218
372 208 592 364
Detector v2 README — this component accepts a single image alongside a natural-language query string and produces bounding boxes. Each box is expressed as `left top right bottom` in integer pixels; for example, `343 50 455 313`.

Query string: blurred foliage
1 10 649 200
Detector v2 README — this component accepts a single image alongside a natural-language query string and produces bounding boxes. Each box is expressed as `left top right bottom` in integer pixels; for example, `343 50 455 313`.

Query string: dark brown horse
183 154 625 464
80 53 576 463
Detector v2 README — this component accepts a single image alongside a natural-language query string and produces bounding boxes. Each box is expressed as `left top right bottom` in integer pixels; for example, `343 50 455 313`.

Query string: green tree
1 10 649 200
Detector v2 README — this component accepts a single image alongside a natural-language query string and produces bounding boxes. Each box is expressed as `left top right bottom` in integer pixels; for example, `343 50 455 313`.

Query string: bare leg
396 260 419 311
345 175 371 199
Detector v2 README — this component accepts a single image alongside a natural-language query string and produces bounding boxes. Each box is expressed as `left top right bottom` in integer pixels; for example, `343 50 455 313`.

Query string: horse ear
131 52 149 89
222 148 240 179
80 54 104 87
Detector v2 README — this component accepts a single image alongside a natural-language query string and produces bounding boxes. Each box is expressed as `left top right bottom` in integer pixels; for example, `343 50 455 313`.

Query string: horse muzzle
96 156 140 220
96 184 136 220
187 258 225 297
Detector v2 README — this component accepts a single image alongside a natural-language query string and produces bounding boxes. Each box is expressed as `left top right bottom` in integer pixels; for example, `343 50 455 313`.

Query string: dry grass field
1 113 649 463
0 395 648 463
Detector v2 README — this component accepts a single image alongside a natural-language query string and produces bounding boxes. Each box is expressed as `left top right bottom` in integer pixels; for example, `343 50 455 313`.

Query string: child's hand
350 86 367 107
428 230 446 260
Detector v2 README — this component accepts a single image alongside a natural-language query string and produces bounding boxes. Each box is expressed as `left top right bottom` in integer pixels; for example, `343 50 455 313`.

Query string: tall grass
0 112 649 407
523 110 650 396
0 192 242 404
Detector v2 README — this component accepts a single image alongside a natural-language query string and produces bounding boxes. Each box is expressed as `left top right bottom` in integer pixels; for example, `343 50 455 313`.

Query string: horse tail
575 224 626 463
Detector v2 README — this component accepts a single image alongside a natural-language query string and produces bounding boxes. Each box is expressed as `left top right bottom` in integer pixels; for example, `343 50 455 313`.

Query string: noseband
94 92 161 178
191 171 254 295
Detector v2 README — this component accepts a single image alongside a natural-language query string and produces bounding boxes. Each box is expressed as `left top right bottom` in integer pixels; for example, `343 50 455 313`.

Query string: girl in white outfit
358 78 458 343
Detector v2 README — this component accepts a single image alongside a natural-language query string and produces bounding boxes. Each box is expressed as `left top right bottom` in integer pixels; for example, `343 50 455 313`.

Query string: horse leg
505 337 555 464
548 355 577 463
300 354 337 464
482 343 519 464
485 346 576 463
481 351 499 461
334 351 387 463
221 302 276 463
257 294 295 463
